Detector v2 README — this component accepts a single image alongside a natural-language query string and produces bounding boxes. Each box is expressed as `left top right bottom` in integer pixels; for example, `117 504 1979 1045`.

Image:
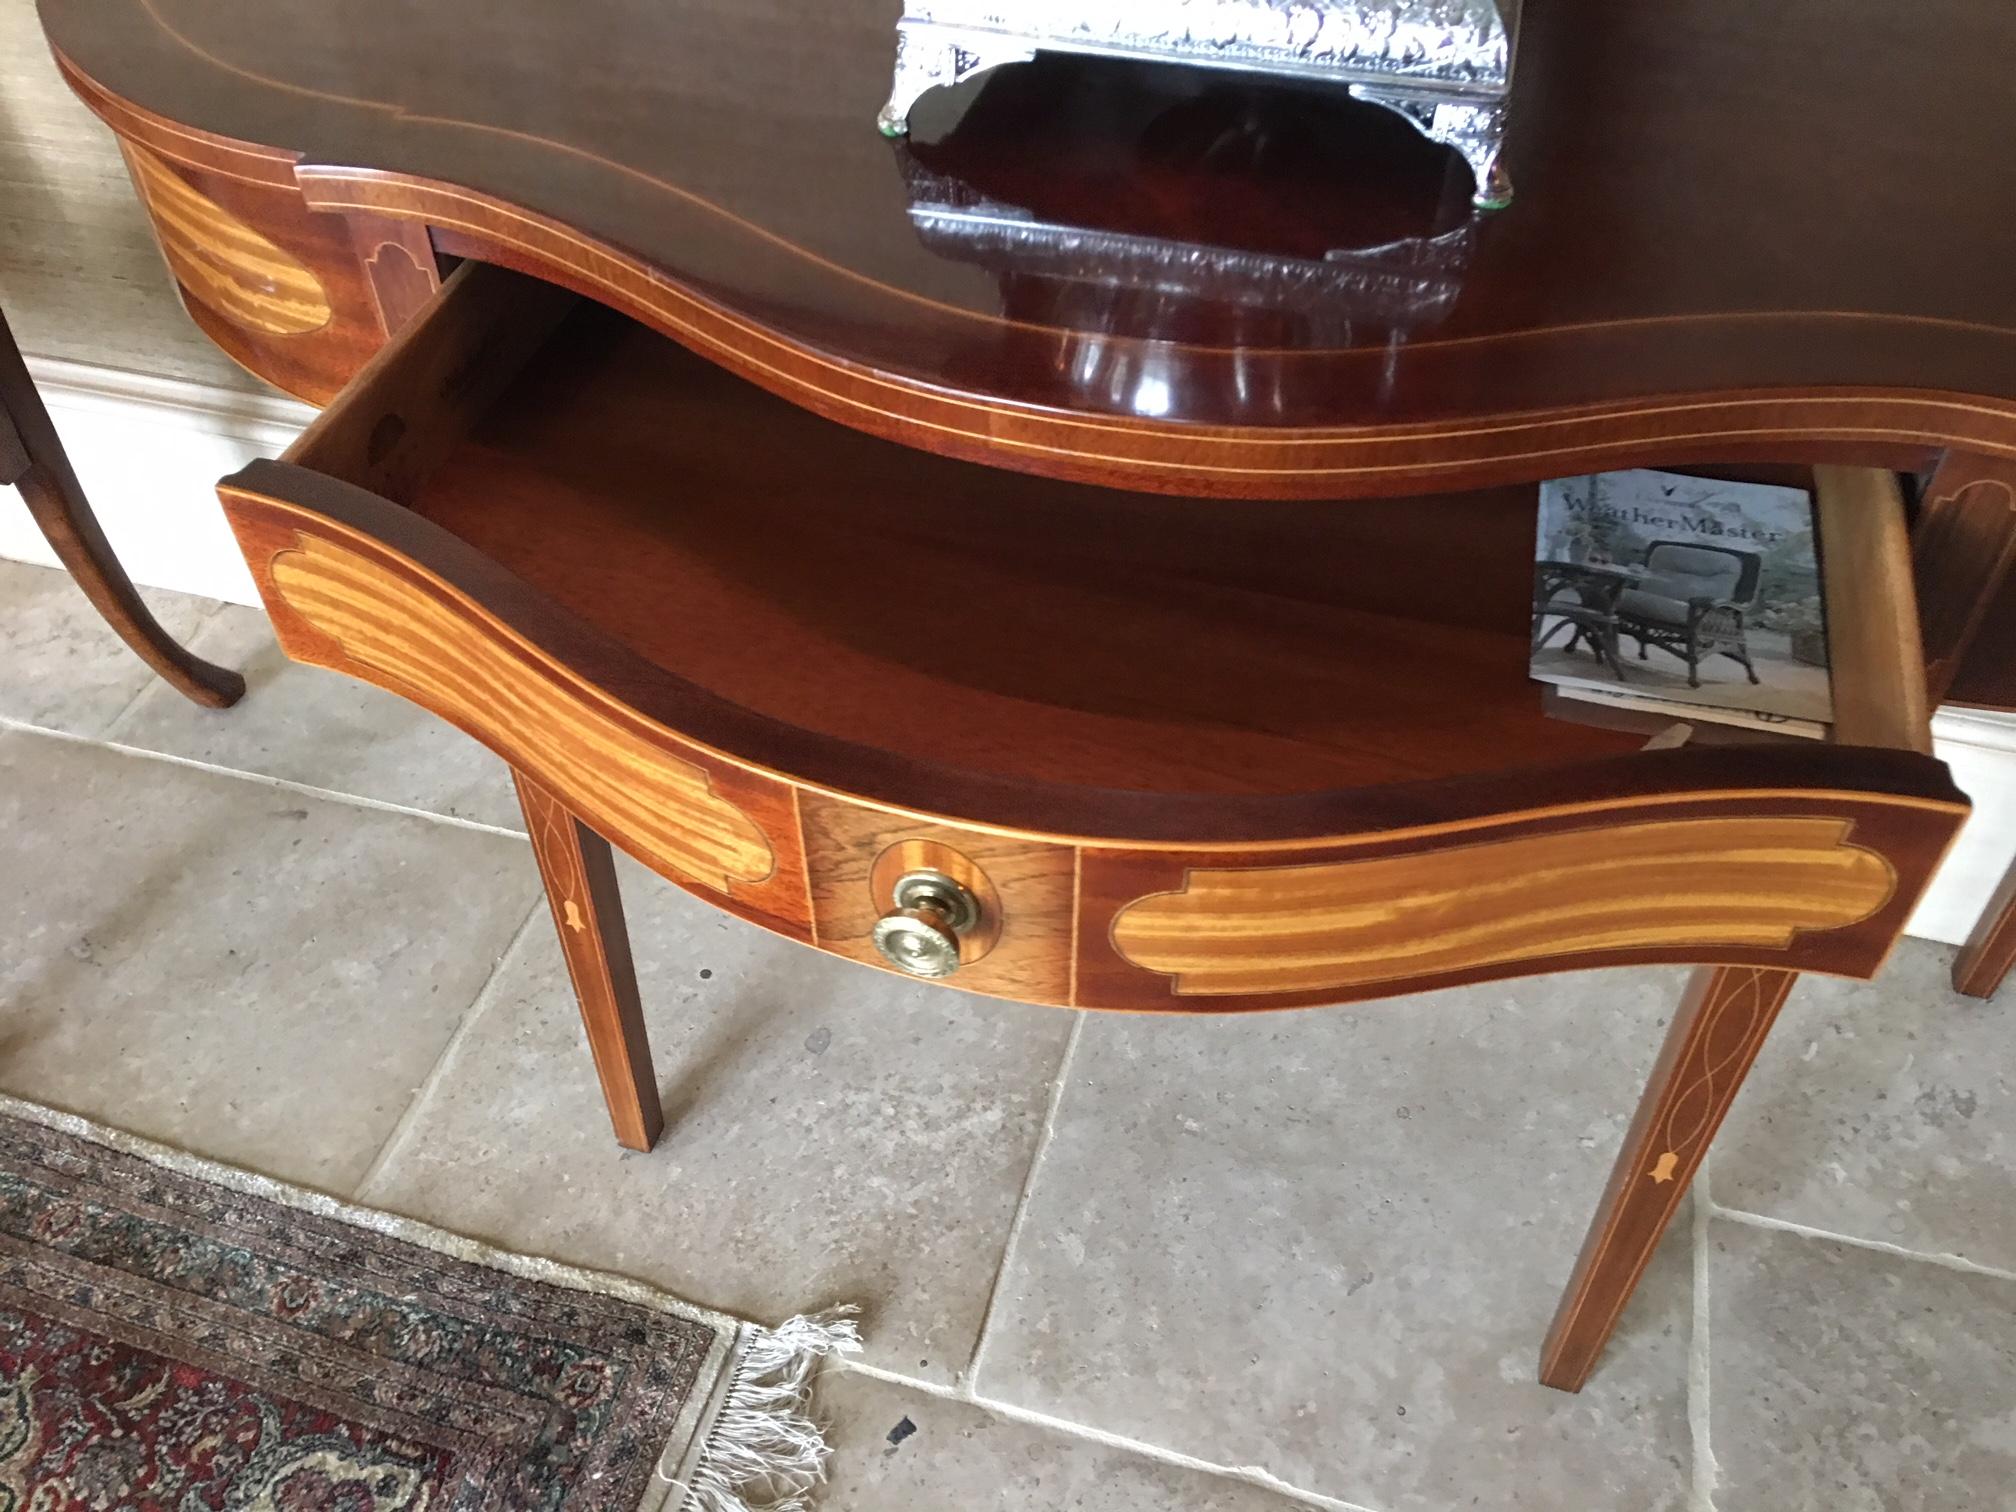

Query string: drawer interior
316 288 1662 798
263 263 1944 819
222 265 1964 998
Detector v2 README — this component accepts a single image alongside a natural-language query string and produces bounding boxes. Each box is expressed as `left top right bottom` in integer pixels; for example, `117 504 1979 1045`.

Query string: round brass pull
871 869 982 978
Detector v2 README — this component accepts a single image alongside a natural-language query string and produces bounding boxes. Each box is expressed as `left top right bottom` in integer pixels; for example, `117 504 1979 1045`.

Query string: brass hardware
871 868 982 978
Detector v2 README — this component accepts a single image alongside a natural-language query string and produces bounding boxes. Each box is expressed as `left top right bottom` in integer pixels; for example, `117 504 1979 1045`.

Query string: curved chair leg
1541 965 1800 1391
1 314 243 708
13 467 245 708
1596 625 1627 679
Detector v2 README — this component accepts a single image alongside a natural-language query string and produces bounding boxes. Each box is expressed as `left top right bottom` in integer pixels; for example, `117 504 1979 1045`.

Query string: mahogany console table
38 0 2016 1394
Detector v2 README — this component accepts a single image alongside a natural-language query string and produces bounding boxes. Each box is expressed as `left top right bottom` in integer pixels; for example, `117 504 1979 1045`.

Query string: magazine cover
1531 469 1832 732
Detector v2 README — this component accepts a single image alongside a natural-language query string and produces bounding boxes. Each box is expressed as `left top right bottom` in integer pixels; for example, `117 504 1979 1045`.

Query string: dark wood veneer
38 0 2016 493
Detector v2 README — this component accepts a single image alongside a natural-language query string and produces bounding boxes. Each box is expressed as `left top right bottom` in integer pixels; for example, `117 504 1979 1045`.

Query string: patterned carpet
0 1099 849 1511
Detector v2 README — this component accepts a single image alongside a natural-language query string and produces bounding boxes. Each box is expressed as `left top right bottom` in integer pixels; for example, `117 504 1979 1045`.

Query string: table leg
2 312 244 708
1913 453 2016 703
514 769 664 1151
1954 859 2016 999
1912 453 2016 999
1540 965 1799 1392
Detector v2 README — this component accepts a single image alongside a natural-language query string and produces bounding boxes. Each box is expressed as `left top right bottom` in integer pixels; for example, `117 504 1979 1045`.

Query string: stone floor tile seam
837 1359 1386 1512
90 676 157 744
962 1012 1084 1392
93 597 234 739
1708 1200 2016 1284
349 899 549 1201
1689 1171 1720 1512
0 712 533 840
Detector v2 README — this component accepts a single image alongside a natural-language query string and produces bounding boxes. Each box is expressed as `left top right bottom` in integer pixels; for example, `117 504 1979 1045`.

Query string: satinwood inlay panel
123 143 333 336
1110 817 1897 997
266 533 776 894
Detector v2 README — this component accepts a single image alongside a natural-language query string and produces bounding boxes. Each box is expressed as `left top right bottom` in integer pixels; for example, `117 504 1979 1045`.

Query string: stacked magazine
1530 469 1831 738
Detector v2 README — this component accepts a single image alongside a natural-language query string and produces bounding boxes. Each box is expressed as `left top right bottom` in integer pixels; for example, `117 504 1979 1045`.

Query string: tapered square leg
1911 453 2016 1001
1540 965 1799 1392
514 769 664 1151
1912 453 2016 705
1954 860 2016 999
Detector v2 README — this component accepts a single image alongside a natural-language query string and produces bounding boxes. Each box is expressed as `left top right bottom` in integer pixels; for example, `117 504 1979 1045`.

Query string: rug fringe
679 1308 863 1512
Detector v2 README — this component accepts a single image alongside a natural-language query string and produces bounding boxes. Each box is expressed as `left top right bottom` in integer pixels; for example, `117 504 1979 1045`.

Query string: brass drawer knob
871 869 982 978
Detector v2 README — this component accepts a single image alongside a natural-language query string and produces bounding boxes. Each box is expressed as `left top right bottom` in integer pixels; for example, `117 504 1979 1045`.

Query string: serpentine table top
35 0 2016 499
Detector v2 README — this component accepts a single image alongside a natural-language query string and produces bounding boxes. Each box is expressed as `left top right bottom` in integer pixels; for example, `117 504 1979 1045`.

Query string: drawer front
225 498 815 941
788 786 1959 1011
1074 793 1964 1012
222 486 1967 1012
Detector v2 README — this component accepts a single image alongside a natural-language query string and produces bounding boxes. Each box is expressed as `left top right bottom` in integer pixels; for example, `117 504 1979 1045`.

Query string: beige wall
0 0 263 389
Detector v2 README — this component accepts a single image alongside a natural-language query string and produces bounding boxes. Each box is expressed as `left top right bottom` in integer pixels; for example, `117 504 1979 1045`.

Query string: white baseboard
1914 710 2016 947
0 355 311 606
4 356 2013 950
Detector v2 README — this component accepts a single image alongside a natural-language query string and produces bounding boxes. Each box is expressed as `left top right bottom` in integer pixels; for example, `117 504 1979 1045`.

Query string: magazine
1531 469 1831 736
1548 683 1830 742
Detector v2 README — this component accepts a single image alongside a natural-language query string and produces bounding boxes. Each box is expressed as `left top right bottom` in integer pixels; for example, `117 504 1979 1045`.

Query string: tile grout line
0 713 530 840
1687 1168 1719 1512
960 1011 1084 1397
839 1358 1386 1512
1708 1200 2016 1283
349 900 547 1202
94 679 161 746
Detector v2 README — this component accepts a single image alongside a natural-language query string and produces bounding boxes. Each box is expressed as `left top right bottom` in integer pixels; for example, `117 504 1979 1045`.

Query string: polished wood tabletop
39 0 2016 492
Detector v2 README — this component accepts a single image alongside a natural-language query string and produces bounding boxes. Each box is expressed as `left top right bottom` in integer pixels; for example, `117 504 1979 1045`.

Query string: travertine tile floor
4 554 2014 1511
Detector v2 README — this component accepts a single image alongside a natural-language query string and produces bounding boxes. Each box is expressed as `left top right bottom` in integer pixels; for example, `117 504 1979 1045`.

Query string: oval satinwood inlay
1111 816 1897 996
125 143 333 336
268 534 775 893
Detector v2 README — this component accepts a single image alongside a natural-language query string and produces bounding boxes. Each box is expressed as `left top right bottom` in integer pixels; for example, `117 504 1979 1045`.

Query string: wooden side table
219 269 1964 1398
38 0 2016 1393
1 307 242 708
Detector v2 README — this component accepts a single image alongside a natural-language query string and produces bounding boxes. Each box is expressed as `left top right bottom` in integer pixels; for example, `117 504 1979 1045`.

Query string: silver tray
878 0 1519 209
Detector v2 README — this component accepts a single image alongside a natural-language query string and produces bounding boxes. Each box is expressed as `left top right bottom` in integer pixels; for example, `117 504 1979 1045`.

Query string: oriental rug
0 1097 855 1511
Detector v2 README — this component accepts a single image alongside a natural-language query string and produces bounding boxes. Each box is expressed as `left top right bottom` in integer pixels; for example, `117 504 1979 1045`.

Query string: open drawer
218 263 1969 1011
